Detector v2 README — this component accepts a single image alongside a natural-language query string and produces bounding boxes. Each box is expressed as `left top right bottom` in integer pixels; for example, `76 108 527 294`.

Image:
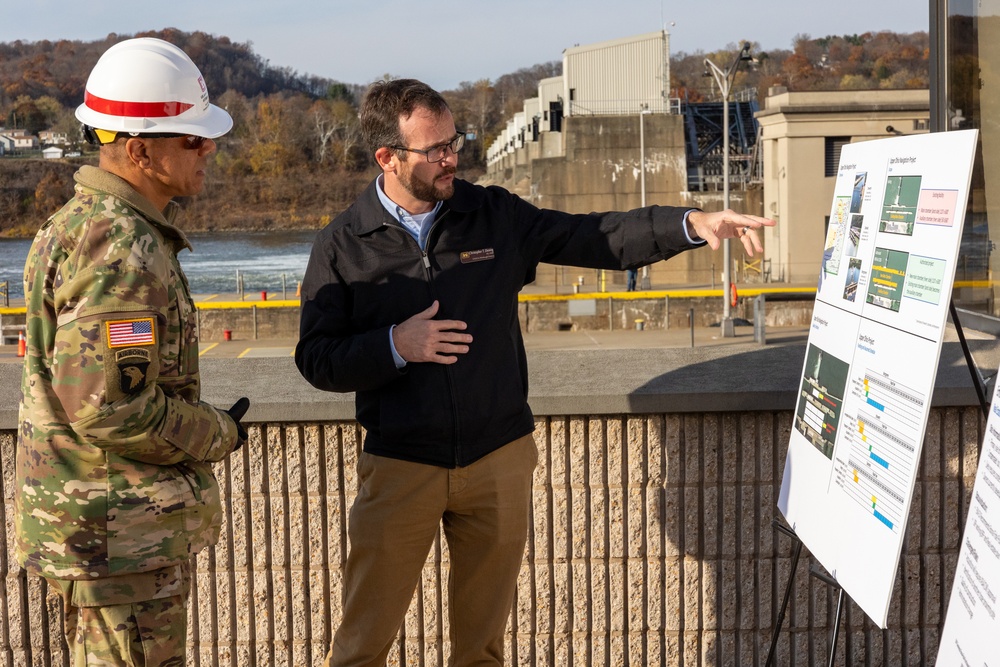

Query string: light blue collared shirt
681 210 703 246
377 176 443 367
376 174 443 250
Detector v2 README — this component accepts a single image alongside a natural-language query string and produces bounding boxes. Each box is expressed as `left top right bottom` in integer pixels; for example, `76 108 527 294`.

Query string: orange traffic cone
17 330 26 358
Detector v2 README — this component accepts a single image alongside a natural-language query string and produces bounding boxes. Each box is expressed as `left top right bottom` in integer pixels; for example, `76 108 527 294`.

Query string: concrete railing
1 289 818 345
0 343 983 666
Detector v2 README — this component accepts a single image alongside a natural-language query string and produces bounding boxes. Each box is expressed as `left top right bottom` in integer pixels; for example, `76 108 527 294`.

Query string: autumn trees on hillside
1 28 929 166
671 31 929 104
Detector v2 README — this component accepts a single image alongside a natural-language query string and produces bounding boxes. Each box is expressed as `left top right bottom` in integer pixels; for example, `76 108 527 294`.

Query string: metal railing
234 269 296 301
567 97 683 116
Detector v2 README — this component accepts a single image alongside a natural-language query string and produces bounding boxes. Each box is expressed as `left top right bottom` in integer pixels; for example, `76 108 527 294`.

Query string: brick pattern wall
0 407 981 666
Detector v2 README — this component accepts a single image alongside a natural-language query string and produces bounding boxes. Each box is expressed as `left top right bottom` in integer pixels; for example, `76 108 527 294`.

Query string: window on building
933 0 1000 406
938 0 998 317
825 137 851 177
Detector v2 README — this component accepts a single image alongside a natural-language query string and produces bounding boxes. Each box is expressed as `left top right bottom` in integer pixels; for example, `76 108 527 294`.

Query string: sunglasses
133 133 212 150
83 125 211 150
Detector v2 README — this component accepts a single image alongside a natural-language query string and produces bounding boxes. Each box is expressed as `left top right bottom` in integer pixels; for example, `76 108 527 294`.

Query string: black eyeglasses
390 133 465 163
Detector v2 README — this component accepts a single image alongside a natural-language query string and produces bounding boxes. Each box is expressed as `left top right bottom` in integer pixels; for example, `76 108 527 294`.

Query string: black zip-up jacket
295 178 702 468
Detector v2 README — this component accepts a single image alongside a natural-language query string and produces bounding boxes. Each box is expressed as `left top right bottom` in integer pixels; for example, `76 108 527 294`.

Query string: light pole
704 42 753 337
639 104 652 289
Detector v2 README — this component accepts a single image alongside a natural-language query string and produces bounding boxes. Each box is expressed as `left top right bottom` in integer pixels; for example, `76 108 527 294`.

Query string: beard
399 164 456 203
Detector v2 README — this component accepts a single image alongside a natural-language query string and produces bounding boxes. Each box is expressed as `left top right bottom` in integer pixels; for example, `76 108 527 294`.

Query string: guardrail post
689 308 695 348
754 294 767 344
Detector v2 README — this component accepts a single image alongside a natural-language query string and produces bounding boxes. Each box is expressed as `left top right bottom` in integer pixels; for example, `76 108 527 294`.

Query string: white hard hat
76 37 232 138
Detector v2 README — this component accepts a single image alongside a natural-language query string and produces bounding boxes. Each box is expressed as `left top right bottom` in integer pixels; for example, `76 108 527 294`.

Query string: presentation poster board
936 362 1000 665
777 130 979 627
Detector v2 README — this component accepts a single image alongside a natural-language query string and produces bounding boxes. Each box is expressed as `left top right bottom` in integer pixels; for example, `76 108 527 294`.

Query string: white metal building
562 30 671 116
486 30 673 165
523 97 541 141
538 76 563 132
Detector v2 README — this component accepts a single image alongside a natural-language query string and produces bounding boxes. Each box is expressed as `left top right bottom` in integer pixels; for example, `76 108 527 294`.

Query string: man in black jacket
296 78 773 667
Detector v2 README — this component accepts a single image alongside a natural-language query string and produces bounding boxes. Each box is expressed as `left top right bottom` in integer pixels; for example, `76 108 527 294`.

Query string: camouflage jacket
15 165 242 580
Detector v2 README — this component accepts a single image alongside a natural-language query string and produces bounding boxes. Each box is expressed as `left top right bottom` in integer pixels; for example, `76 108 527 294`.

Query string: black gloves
226 397 250 450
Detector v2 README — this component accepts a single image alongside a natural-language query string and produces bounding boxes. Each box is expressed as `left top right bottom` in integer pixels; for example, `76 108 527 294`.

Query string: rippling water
0 230 318 301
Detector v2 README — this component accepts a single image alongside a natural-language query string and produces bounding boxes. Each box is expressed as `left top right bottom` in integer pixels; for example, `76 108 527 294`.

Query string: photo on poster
844 258 863 302
866 247 909 312
851 172 868 213
822 197 850 278
794 343 851 459
880 175 922 235
846 214 864 257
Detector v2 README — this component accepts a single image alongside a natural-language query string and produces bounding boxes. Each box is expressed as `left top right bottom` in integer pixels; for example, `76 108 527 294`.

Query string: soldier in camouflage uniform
15 37 248 666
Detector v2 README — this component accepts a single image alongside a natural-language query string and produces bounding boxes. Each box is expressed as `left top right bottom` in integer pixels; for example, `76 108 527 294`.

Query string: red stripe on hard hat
85 91 194 118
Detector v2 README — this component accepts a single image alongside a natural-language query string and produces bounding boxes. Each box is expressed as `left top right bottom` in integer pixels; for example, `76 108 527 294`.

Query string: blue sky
9 0 929 91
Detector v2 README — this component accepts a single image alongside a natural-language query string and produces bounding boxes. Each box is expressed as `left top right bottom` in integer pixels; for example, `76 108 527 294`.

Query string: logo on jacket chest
459 248 495 264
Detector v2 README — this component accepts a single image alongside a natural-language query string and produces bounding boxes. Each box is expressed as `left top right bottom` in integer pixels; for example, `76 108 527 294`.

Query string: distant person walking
295 78 773 667
626 267 639 291
15 37 249 666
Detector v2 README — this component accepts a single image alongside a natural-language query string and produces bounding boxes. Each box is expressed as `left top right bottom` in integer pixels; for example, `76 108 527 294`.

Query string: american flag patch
106 318 156 348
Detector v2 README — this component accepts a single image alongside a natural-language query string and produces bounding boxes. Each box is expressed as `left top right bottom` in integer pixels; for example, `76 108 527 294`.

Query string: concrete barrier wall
1 406 980 666
519 296 815 332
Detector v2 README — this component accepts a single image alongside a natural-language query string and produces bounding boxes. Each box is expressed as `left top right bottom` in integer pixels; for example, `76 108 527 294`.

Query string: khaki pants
326 434 538 667
48 563 190 667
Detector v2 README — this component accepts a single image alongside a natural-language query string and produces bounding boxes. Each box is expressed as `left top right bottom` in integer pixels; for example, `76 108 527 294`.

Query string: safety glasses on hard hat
83 125 210 150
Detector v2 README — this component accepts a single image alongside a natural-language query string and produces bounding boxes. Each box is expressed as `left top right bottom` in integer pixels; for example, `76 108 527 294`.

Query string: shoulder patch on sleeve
105 317 156 348
115 348 152 394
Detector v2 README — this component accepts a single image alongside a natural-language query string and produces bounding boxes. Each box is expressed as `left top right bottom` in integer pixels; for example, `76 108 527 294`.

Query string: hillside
0 157 382 237
0 28 929 238
670 31 929 102
0 28 359 110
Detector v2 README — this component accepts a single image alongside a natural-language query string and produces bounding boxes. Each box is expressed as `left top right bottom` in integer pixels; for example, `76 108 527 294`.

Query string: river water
0 230 318 301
